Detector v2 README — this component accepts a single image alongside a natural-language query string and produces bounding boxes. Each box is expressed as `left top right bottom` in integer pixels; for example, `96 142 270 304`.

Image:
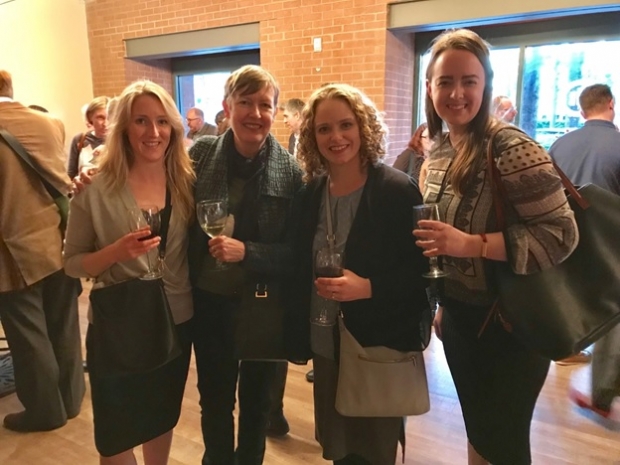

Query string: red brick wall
85 0 415 154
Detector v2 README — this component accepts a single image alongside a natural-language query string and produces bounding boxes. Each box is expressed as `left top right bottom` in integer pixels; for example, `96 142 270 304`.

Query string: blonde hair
425 29 500 196
224 65 280 106
297 83 387 183
97 80 195 222
85 96 110 124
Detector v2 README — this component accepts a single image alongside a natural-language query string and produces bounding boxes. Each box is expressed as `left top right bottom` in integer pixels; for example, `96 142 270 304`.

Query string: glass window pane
520 40 620 149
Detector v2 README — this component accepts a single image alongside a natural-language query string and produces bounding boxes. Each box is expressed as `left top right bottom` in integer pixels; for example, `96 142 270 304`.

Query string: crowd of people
1 26 619 465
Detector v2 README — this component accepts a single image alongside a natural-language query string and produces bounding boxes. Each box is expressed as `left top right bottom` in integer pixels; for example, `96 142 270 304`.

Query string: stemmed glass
196 200 229 270
312 247 344 326
130 205 163 280
413 203 449 279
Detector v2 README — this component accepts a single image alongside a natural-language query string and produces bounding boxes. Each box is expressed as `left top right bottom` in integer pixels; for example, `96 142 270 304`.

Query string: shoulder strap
157 187 172 259
0 128 63 200
77 132 88 153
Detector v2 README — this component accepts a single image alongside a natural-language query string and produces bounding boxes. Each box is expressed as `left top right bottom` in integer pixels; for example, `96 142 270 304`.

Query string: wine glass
130 205 163 280
196 200 229 270
312 247 344 327
413 203 449 279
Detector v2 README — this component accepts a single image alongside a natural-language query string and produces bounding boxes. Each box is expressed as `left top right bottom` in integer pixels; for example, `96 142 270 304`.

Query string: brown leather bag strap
77 132 88 153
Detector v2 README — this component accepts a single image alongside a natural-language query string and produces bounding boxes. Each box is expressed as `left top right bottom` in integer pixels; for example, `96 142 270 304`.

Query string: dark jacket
287 163 431 361
188 132 304 283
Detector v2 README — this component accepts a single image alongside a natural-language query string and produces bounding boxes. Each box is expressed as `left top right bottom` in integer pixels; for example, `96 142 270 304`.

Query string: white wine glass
413 203 449 279
196 200 229 270
129 205 163 280
311 247 344 327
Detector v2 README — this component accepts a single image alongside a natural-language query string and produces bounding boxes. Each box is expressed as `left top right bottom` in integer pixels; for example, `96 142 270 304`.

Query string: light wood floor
0 281 619 464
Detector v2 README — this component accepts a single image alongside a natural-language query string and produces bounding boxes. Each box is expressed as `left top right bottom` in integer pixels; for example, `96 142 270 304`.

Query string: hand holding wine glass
312 247 344 326
196 200 229 269
413 203 448 279
129 205 163 280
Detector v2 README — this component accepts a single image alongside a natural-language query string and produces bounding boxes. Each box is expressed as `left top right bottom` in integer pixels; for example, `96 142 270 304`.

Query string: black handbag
233 278 286 361
486 129 620 360
89 189 181 377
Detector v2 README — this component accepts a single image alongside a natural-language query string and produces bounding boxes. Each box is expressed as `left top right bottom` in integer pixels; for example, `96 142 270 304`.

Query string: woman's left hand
413 220 476 258
208 235 246 262
315 269 372 302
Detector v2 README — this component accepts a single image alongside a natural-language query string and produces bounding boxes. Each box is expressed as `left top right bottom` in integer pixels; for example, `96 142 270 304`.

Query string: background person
0 69 84 433
64 80 195 464
550 83 620 417
415 29 578 465
280 98 305 158
186 107 217 141
491 95 517 124
392 122 433 184
291 83 430 465
68 96 109 179
215 109 229 135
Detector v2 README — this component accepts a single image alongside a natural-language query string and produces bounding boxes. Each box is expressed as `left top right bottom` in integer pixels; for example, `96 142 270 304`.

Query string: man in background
550 83 620 418
492 95 518 124
215 109 229 135
186 107 217 141
67 96 109 180
280 98 304 158
0 69 85 432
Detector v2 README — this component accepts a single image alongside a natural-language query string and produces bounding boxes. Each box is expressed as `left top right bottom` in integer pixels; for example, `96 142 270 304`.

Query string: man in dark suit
0 70 85 432
280 98 304 158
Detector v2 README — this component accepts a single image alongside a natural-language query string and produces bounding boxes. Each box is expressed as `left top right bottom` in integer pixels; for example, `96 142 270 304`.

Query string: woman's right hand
112 227 160 263
433 305 444 341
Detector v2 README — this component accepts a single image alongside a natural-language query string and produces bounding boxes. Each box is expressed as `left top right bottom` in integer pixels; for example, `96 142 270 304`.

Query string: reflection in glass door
521 41 620 149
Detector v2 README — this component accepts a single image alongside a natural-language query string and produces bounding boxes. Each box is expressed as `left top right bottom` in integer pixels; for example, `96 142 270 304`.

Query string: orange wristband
479 233 488 259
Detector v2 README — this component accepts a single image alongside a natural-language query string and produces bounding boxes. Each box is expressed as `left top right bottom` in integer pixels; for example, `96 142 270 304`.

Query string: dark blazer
187 132 304 283
287 163 431 361
288 133 296 155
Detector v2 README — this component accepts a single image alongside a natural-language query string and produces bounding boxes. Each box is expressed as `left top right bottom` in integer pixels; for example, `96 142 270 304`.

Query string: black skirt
86 320 192 457
441 299 550 465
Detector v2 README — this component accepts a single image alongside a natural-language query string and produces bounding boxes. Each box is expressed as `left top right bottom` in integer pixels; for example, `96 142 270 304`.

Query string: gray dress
311 184 403 465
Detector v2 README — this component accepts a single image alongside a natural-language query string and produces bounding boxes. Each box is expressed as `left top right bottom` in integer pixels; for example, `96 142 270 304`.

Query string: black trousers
192 288 277 465
0 270 84 427
269 361 288 416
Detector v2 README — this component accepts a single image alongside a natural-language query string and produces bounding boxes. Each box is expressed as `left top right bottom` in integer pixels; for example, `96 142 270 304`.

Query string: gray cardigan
63 175 193 324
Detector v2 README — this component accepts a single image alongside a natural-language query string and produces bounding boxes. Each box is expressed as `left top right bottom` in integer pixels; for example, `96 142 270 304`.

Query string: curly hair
97 80 196 223
297 83 387 182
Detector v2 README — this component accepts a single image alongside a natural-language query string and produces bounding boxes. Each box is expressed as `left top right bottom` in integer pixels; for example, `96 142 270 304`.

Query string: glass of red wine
312 247 344 327
131 205 162 280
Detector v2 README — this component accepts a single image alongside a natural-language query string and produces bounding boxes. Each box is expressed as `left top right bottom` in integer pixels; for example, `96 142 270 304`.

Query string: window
172 50 260 131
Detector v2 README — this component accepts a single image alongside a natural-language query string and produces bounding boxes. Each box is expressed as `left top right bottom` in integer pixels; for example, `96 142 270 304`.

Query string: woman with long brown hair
414 29 578 464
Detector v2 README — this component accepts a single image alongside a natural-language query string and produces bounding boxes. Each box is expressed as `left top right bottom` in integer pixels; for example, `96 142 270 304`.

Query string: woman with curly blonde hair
64 80 195 463
290 83 431 464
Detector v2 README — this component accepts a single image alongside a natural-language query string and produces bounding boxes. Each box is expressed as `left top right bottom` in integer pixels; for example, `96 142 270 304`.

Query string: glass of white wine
196 199 229 270
413 203 448 279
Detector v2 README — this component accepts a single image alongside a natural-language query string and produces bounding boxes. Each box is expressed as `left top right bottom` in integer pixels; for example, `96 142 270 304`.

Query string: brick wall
85 0 415 155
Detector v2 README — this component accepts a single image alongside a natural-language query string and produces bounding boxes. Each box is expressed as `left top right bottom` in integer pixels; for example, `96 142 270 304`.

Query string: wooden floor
0 281 619 464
